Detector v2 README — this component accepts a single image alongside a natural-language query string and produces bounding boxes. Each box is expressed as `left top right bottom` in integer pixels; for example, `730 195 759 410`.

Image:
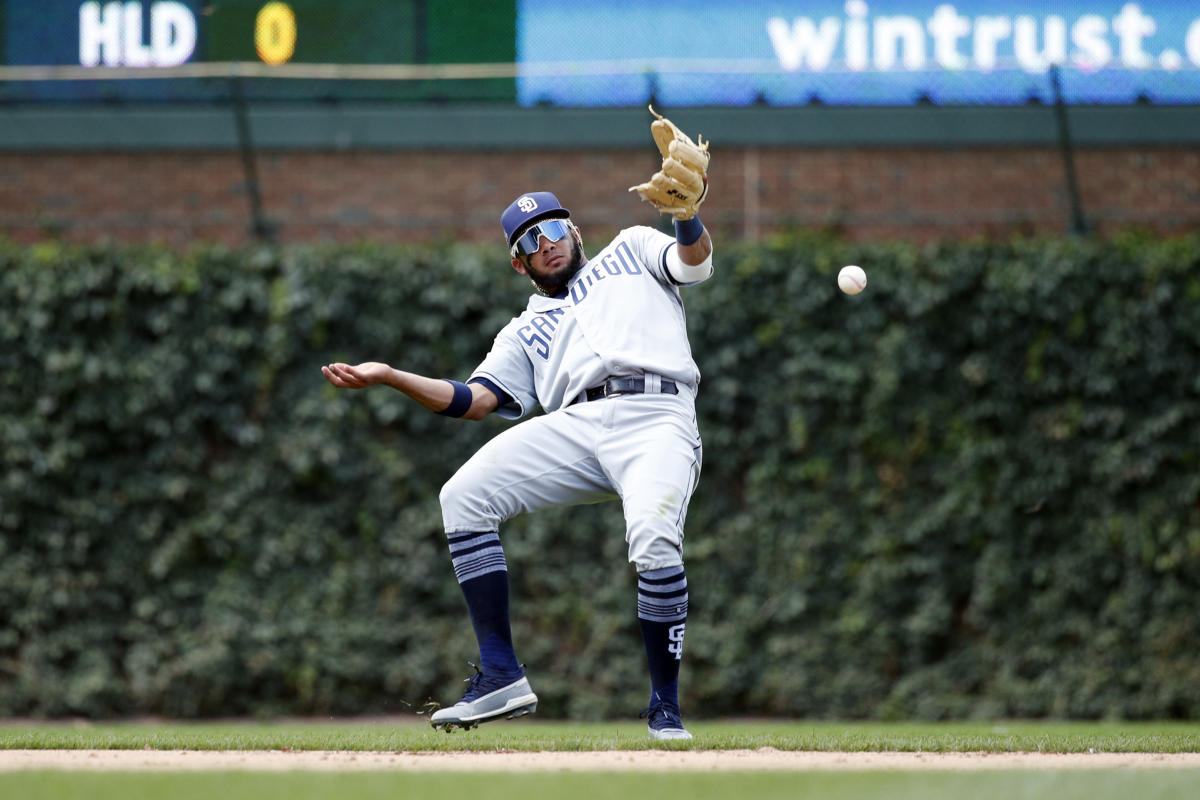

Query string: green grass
2 720 1198 800
2 768 1200 800
2 718 1199 753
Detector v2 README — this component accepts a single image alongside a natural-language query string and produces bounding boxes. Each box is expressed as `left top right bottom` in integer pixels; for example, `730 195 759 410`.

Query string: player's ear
511 256 528 276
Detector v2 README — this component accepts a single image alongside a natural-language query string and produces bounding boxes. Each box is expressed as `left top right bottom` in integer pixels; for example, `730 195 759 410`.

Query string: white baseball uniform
439 225 712 570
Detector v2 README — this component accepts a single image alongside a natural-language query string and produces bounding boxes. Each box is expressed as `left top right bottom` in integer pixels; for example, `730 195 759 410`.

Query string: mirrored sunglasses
511 218 571 257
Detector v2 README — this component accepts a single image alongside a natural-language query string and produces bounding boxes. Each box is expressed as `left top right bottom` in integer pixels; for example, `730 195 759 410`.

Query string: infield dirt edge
2 749 1199 772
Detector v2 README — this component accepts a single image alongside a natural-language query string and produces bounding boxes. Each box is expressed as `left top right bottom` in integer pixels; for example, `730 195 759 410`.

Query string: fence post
1050 65 1088 236
228 74 275 243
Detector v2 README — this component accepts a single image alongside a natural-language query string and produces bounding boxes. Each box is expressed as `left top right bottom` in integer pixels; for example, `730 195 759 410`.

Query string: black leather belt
574 376 678 404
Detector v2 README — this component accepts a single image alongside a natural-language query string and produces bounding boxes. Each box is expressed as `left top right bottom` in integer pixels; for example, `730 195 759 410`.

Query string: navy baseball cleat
429 664 538 731
641 701 693 741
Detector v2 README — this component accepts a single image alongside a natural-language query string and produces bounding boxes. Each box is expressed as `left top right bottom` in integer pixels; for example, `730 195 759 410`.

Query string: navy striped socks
637 565 689 710
447 531 522 679
447 534 691 701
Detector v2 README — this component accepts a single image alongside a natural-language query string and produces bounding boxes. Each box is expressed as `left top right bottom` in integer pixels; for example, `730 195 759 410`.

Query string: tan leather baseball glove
629 106 710 221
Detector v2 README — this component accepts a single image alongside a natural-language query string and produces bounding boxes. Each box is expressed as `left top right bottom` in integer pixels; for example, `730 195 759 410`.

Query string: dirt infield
2 749 1199 772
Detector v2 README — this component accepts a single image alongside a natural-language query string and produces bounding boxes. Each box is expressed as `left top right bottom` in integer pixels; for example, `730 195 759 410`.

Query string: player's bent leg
433 410 610 730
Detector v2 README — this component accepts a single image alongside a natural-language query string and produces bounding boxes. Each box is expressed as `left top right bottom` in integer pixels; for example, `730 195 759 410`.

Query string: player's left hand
629 105 711 221
321 361 394 389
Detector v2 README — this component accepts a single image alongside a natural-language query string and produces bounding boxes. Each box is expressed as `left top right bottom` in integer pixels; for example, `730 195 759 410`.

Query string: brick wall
3 146 1196 246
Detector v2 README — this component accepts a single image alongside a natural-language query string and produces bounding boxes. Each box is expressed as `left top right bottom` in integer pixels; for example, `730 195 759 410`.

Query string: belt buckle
603 380 617 398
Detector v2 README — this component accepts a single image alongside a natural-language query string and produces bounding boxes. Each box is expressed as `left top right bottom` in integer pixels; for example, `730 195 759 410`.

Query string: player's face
511 221 584 295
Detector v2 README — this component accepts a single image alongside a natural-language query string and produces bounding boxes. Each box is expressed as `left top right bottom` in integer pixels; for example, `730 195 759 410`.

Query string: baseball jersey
470 226 712 419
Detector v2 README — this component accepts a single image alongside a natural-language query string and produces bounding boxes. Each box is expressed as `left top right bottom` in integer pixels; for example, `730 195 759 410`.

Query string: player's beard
528 239 585 297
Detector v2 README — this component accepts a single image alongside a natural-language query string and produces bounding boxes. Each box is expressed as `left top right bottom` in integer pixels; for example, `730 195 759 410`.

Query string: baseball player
321 108 712 740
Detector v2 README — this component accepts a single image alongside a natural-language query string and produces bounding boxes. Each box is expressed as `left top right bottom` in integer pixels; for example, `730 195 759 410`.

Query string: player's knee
627 526 684 572
439 470 503 532
439 472 472 515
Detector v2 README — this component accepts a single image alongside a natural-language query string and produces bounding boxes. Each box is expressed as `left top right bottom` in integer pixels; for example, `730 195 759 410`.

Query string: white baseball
838 265 867 295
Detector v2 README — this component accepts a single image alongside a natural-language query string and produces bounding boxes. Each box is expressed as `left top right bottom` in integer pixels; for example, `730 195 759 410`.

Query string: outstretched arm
321 362 499 421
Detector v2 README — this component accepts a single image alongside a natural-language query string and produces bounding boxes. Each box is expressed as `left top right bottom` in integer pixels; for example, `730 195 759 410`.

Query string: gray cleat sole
648 725 693 741
430 676 538 732
432 700 537 731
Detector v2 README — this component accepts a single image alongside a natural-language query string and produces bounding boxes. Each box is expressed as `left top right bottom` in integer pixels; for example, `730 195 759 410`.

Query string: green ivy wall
2 232 1198 720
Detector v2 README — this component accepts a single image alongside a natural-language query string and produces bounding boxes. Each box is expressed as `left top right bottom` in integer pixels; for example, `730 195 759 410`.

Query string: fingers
321 363 365 389
321 364 347 387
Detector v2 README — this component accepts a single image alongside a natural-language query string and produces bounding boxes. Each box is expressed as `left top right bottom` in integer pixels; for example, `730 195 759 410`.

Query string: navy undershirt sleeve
467 377 514 410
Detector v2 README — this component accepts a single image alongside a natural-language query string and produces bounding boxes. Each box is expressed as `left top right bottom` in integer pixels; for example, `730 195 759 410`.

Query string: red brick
1 147 1196 246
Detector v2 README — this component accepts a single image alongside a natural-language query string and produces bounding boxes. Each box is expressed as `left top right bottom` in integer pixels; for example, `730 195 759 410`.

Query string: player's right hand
321 361 394 389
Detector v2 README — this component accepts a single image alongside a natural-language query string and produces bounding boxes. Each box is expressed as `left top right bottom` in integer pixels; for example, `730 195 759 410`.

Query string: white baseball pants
439 388 702 571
